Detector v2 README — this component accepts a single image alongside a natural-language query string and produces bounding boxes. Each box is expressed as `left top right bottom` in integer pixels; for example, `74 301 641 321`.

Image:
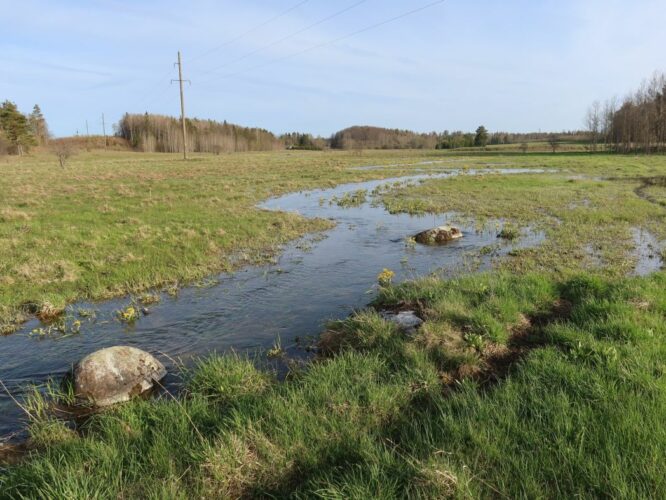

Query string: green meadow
1 150 666 498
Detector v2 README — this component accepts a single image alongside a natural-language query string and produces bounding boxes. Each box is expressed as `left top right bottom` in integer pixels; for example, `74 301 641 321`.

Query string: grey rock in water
73 346 166 407
381 310 424 334
414 225 463 245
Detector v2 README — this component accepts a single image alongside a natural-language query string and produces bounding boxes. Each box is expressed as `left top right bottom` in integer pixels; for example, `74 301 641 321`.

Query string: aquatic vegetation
76 308 96 319
267 335 284 359
164 283 179 297
116 305 140 324
330 189 368 208
138 293 161 305
30 318 81 337
479 244 499 256
497 224 521 241
3 151 665 336
295 242 312 252
377 268 395 287
193 278 219 288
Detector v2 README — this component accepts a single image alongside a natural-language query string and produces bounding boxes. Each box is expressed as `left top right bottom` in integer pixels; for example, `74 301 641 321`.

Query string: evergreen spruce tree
0 101 36 155
474 125 489 147
29 104 49 145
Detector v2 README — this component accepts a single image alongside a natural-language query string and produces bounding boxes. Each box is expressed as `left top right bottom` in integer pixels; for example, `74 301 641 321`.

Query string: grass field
0 149 455 334
2 150 666 497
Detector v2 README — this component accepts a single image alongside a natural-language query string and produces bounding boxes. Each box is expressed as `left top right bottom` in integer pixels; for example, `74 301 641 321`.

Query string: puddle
0 168 545 439
584 244 605 270
632 228 664 276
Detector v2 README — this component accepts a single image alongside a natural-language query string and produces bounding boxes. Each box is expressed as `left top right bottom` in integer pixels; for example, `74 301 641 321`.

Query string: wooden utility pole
101 113 107 149
172 51 190 160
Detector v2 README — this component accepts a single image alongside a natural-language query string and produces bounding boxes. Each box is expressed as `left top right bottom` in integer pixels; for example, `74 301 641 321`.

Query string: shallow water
0 168 545 439
632 228 664 276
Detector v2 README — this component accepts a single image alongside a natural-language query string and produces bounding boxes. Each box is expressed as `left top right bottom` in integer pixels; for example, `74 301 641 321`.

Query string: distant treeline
280 132 328 151
587 72 666 153
118 120 584 154
330 126 440 149
116 113 282 153
436 130 587 150
327 125 585 150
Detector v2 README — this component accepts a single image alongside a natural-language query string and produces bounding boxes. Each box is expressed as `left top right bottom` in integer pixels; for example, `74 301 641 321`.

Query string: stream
0 168 546 439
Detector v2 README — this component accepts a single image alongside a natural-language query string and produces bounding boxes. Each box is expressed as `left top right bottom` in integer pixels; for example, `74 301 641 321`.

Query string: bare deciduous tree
329 126 439 150
51 142 75 168
548 135 560 153
588 71 666 153
117 113 282 154
585 101 602 151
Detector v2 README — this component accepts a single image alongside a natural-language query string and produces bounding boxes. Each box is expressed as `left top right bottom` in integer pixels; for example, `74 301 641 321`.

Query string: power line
189 0 311 65
198 0 368 77
132 0 445 116
132 67 177 109
140 81 176 110
200 0 446 86
131 1 312 110
135 1 369 110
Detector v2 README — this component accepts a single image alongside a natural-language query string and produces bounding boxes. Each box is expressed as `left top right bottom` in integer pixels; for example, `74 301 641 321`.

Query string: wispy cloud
2 0 663 136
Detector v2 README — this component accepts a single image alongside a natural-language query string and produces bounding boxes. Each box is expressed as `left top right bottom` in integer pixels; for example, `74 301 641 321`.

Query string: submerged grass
3 270 666 497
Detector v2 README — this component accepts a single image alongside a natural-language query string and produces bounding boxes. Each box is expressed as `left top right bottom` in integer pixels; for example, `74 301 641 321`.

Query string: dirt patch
0 442 28 465
439 302 571 391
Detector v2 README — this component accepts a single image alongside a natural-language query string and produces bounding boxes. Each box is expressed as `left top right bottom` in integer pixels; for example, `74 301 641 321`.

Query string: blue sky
1 0 665 137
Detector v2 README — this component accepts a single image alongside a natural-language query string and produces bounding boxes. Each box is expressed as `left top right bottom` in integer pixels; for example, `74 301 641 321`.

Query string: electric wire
133 1 313 109
197 0 368 76
189 0 311 65
199 0 446 86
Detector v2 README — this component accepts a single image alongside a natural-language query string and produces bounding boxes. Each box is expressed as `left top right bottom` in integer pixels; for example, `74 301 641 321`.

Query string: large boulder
73 346 166 407
414 225 463 245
